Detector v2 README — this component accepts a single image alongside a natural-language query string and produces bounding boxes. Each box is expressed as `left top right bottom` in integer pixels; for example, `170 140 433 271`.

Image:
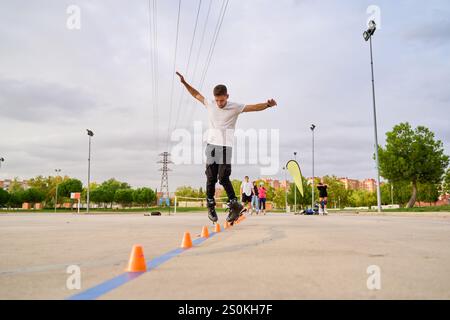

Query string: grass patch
381 205 450 212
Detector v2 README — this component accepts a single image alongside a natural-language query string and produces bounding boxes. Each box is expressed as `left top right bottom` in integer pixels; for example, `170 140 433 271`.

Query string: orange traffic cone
201 226 209 238
181 231 193 249
125 244 147 272
214 223 221 233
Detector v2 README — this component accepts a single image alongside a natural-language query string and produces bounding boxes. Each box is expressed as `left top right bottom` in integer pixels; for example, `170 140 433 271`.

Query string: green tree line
0 177 156 209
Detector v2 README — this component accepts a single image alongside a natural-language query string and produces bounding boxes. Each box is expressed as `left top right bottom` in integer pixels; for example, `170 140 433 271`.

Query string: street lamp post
54 169 61 213
310 124 316 209
363 20 382 213
283 166 288 213
86 129 94 213
293 152 297 213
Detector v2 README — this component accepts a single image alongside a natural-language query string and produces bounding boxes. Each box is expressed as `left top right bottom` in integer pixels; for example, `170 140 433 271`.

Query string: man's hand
267 99 277 107
176 71 205 105
176 71 186 84
243 99 278 113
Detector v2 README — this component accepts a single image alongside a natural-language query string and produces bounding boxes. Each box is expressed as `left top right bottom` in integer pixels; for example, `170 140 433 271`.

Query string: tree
417 183 440 204
8 190 24 208
6 180 25 208
114 189 134 208
442 168 450 195
8 178 25 194
0 189 10 207
322 175 351 208
287 178 311 209
175 186 198 198
133 188 156 208
380 183 394 205
231 180 241 199
58 179 83 198
265 185 276 201
100 178 128 208
348 189 377 207
81 182 99 202
378 123 449 208
28 175 63 206
198 187 205 198
28 176 49 192
272 188 287 209
391 181 412 206
22 188 46 206
90 188 108 208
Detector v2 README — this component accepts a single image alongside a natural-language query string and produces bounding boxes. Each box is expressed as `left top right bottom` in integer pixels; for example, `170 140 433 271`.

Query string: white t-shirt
204 99 245 147
241 181 253 196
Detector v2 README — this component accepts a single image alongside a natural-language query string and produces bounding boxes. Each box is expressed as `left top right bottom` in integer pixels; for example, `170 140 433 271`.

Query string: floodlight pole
55 169 61 213
86 129 94 213
368 35 382 213
293 152 297 213
310 124 316 211
283 166 288 213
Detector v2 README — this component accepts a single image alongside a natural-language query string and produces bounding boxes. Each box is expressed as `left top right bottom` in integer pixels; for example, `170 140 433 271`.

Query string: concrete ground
0 212 449 300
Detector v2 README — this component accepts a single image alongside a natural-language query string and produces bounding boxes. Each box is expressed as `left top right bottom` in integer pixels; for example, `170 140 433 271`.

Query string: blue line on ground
67 232 218 300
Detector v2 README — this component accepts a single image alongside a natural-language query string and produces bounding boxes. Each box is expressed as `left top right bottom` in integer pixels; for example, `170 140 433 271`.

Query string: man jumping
176 71 277 224
317 179 329 215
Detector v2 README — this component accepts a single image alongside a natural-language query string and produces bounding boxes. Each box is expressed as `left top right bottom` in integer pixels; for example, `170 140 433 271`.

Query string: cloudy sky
0 0 449 191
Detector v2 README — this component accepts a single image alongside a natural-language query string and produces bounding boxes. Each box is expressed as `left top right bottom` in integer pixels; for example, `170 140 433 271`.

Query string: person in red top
258 182 267 215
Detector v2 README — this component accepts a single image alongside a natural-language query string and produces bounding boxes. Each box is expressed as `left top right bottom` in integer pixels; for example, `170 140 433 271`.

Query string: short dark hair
213 84 228 96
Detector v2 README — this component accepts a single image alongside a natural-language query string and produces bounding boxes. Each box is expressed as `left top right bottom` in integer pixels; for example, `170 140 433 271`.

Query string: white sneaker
324 209 328 215
318 208 323 215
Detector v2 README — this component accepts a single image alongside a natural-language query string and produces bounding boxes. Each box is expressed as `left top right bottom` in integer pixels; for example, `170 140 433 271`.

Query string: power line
183 0 230 130
191 0 213 85
152 0 160 150
175 0 205 130
199 0 226 89
199 0 229 89
171 0 203 140
147 0 157 150
185 0 202 77
179 0 213 128
165 0 182 151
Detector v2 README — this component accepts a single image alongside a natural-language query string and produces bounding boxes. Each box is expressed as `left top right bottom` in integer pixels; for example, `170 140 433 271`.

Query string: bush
0 189 10 207
22 188 46 205
114 189 134 208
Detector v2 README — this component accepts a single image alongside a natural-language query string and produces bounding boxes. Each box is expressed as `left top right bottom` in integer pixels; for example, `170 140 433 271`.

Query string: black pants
205 144 236 202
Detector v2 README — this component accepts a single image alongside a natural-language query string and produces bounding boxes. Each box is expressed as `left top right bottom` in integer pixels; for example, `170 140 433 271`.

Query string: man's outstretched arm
243 99 277 112
176 71 205 105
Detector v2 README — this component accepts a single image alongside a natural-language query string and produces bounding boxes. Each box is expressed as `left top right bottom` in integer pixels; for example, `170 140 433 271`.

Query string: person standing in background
251 181 259 215
258 182 267 215
240 176 253 214
317 179 329 215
